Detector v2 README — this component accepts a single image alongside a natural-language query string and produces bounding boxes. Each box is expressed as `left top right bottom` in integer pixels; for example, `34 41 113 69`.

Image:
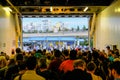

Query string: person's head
11 49 15 54
87 61 97 73
70 50 77 60
106 46 110 50
36 49 43 54
0 52 4 55
92 50 99 59
73 59 86 71
43 49 46 55
26 56 37 70
54 49 61 58
63 49 69 56
109 61 120 78
16 48 21 54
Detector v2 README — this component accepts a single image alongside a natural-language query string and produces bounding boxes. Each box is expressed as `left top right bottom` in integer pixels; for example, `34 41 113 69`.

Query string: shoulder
36 75 46 80
14 74 45 80
14 75 19 80
98 76 102 80
91 74 102 80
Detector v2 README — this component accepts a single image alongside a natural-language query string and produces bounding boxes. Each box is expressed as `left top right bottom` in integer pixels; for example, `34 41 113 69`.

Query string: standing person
15 48 23 62
59 50 77 73
10 49 15 59
48 49 63 75
14 56 45 80
106 46 111 57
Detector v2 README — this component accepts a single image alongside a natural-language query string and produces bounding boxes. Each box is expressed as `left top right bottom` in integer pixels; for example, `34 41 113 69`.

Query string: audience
0 46 119 80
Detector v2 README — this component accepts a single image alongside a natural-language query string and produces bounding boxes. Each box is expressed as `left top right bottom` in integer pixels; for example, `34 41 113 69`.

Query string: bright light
118 8 120 12
83 7 88 12
115 7 120 13
3 7 12 12
50 7 53 12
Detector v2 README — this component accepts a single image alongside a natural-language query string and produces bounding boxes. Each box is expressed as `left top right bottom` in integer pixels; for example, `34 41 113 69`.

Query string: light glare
3 7 12 12
50 7 53 12
84 7 88 12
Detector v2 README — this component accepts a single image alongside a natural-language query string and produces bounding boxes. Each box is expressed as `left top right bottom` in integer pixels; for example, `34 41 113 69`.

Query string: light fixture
3 7 12 12
83 7 88 12
50 7 53 12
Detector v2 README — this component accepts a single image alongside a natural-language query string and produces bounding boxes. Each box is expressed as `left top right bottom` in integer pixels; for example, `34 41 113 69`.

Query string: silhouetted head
63 49 69 56
87 61 97 72
16 48 21 54
106 46 110 50
70 50 77 60
54 49 61 58
26 56 37 70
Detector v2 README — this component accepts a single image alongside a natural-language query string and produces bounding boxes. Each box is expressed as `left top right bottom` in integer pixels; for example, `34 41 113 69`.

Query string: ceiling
0 0 115 17
1 0 114 6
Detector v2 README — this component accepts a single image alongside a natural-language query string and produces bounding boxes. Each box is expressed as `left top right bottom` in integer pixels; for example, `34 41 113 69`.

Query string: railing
23 31 88 37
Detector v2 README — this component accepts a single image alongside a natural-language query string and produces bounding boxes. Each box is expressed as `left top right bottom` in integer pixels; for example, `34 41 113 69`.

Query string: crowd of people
0 46 120 80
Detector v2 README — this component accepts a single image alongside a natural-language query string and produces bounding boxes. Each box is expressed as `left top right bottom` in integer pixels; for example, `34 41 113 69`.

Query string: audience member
59 50 77 73
109 61 120 80
87 61 102 80
14 56 45 80
62 59 92 80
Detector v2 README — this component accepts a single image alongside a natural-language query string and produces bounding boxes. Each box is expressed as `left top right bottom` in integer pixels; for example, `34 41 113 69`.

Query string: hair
92 50 99 59
36 49 43 54
16 54 23 61
54 49 61 58
63 49 69 56
15 48 21 54
73 59 85 68
1 52 4 55
70 50 77 60
43 49 46 55
87 61 97 71
26 56 37 70
106 46 110 49
11 49 15 54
